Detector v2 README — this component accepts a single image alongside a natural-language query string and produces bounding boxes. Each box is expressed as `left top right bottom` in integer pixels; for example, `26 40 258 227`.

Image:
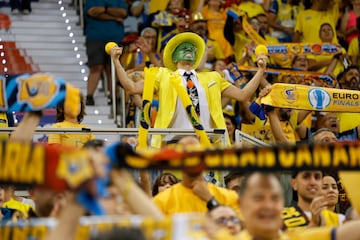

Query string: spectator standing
84 0 128 106
9 0 31 15
294 0 339 43
340 0 360 45
267 0 303 42
198 0 234 59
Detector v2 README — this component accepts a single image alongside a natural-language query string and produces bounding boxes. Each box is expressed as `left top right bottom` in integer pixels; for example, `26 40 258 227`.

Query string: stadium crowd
2 0 360 239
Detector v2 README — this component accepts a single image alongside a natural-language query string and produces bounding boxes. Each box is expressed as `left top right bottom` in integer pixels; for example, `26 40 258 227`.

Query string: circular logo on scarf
308 88 331 110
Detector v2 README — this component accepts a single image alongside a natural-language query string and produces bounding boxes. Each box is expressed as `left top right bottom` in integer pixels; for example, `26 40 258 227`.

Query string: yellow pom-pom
255 44 268 56
105 42 118 55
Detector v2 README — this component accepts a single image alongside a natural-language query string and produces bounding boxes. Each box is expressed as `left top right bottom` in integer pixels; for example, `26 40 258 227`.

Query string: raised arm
222 55 267 102
111 169 164 220
110 46 144 94
44 193 85 240
266 107 292 144
10 112 41 142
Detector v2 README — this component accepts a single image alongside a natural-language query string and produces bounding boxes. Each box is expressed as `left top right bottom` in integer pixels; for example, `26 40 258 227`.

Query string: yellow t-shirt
283 206 344 230
48 120 95 148
2 198 33 216
238 1 265 18
348 37 360 66
215 228 335 240
233 31 250 62
0 112 9 140
202 6 234 58
153 182 240 216
208 39 225 61
337 112 360 132
295 9 338 43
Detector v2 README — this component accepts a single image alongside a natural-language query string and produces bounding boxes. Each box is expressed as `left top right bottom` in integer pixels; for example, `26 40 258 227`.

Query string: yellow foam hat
163 32 205 71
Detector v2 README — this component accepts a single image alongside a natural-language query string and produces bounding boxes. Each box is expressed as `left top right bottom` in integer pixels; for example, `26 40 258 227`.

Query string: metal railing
235 129 271 147
0 127 269 147
0 127 228 144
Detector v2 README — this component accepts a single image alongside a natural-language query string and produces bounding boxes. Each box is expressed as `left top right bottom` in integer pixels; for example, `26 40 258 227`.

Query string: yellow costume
153 182 240 215
150 68 231 147
48 120 95 148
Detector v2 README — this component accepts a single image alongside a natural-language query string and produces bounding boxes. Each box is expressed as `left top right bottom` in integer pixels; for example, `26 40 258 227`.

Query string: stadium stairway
0 0 120 142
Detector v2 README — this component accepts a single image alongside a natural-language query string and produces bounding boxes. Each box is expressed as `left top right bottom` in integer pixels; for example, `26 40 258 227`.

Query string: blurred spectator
131 0 150 31
190 12 225 71
120 33 141 70
198 0 234 59
283 171 326 229
347 18 360 66
238 0 266 18
338 65 360 90
294 0 339 43
224 13 250 62
139 27 163 67
152 172 180 196
340 0 360 45
224 171 245 195
157 7 192 53
90 227 147 240
2 185 34 216
48 96 95 148
149 0 186 51
124 0 141 35
307 23 345 76
153 136 240 215
315 112 360 141
257 13 279 43
321 174 345 225
267 0 303 42
346 206 360 221
84 0 127 106
223 113 237 144
207 205 242 235
10 0 31 15
311 128 337 143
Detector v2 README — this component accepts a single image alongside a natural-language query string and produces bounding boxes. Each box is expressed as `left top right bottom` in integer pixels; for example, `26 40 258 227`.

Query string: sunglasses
215 217 241 226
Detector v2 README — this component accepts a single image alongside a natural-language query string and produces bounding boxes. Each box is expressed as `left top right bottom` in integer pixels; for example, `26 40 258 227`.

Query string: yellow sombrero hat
163 32 205 71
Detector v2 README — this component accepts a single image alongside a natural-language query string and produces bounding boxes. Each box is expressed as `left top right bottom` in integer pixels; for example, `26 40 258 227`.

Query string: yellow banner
237 66 335 87
118 140 360 171
261 83 360 112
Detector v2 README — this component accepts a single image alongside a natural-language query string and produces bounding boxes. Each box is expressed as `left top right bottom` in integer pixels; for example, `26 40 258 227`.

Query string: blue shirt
84 0 127 42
